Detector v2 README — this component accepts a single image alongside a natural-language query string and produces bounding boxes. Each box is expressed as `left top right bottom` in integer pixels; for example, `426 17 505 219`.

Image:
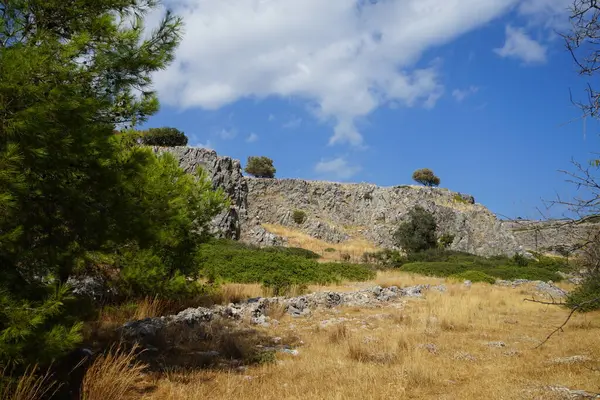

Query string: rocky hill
501 217 600 254
159 146 523 257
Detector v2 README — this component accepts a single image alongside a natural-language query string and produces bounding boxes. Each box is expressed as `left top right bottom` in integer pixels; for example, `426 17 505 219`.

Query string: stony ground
118 272 600 399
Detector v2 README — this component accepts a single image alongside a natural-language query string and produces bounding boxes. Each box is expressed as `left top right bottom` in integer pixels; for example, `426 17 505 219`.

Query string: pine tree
0 0 217 367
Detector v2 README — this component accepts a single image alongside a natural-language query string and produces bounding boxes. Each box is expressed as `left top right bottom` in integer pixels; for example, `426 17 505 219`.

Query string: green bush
438 233 455 249
450 270 496 284
399 250 562 282
362 250 407 268
402 262 468 277
141 127 188 146
245 156 276 178
412 168 440 187
292 210 307 224
394 206 437 254
196 241 374 286
490 266 560 282
263 246 320 259
324 248 336 253
566 273 600 312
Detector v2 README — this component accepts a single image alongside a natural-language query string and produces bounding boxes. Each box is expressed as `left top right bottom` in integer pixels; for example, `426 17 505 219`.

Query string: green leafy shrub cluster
401 258 563 282
244 156 276 178
364 247 569 282
438 233 455 248
140 127 188 146
196 240 375 287
566 273 600 312
362 249 407 267
449 270 496 284
292 210 307 224
394 206 438 253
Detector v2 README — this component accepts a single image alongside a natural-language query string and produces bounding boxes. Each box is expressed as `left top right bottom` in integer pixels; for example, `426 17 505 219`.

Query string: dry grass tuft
328 324 350 343
133 296 167 321
263 301 288 320
262 223 381 262
347 337 403 364
81 345 147 400
0 365 59 400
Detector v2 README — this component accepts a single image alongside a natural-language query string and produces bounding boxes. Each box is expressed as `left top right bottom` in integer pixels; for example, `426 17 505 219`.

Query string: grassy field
83 271 599 400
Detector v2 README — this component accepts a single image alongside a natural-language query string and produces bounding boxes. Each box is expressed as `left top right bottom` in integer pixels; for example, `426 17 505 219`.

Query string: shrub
566 273 600 312
402 262 467 277
324 248 336 253
511 253 529 267
264 246 320 259
140 127 188 146
438 233 455 249
196 240 374 286
394 206 437 254
340 253 351 262
450 270 496 284
412 168 440 187
362 250 407 268
245 156 276 178
292 210 307 224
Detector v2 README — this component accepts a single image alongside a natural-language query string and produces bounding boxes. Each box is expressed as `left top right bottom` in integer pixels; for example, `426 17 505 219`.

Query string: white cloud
452 86 479 102
314 157 361 180
150 0 555 146
218 128 237 140
282 116 302 129
246 132 259 143
518 0 571 30
494 25 547 64
192 140 213 150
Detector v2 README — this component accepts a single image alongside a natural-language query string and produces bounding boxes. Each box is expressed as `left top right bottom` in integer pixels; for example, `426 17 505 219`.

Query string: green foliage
324 248 336 253
450 270 496 284
244 156 276 178
196 240 375 286
452 194 469 204
412 168 440 187
140 127 188 146
438 233 455 249
263 246 320 259
0 0 208 368
292 210 307 224
402 262 467 277
0 285 82 367
399 249 563 282
511 253 529 267
394 206 437 254
566 273 600 312
362 250 407 268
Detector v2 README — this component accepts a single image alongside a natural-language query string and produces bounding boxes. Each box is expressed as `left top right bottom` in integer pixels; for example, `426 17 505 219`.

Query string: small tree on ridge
412 168 440 187
245 156 276 178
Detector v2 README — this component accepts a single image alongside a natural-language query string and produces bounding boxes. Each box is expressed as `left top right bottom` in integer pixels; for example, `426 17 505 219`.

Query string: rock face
246 178 521 257
501 218 600 254
157 147 522 256
155 146 247 239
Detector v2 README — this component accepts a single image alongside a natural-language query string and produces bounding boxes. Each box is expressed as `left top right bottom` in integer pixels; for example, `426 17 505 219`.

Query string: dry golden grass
141 272 600 400
0 365 59 400
81 345 147 400
262 223 381 262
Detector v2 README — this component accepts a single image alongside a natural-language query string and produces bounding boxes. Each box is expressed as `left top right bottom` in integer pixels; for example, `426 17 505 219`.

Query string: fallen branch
526 296 600 349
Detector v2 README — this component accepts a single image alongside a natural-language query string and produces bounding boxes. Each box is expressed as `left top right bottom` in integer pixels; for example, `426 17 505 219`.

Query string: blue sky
141 0 600 219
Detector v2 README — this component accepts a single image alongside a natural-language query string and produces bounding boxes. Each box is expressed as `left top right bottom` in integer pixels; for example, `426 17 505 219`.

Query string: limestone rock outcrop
158 146 523 257
246 178 521 257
